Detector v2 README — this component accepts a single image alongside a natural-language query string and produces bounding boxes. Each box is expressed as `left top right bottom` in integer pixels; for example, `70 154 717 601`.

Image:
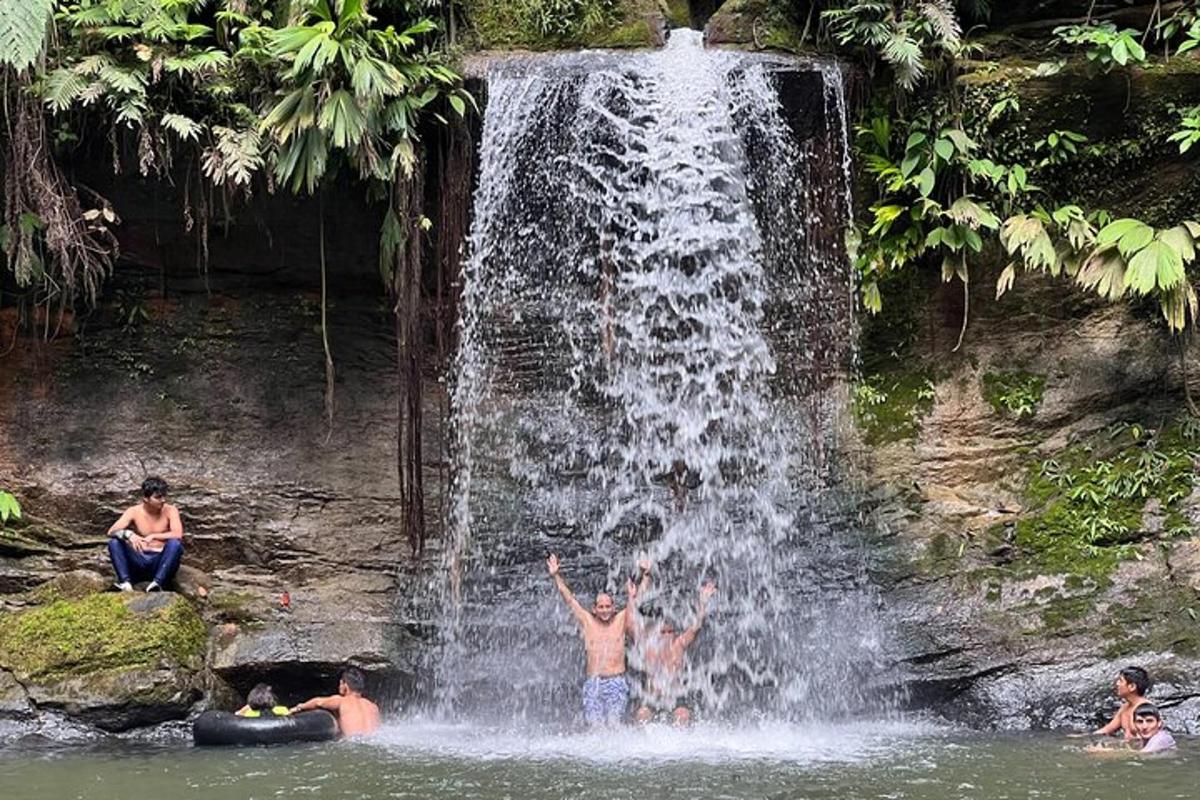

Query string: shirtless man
291 667 381 737
106 476 184 592
547 553 640 726
632 582 716 725
1092 666 1151 741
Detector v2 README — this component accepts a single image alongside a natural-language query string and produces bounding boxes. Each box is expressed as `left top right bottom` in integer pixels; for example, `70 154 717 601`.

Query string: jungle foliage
816 0 1200 353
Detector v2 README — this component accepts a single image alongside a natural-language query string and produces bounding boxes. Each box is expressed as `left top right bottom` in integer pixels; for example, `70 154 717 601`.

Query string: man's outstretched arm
676 582 717 651
548 554 590 629
291 694 343 714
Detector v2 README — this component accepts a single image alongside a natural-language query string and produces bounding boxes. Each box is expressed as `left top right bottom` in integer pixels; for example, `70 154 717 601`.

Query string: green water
0 722 1192 800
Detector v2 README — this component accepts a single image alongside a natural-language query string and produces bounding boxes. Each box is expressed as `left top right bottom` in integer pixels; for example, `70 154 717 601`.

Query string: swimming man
1133 704 1177 753
1092 666 1152 741
290 667 381 737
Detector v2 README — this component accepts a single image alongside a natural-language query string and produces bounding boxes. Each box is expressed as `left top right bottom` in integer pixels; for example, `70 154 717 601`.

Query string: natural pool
1 721 1192 800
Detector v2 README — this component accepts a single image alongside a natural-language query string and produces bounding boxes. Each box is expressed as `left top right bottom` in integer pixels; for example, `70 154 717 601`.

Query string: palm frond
0 0 55 71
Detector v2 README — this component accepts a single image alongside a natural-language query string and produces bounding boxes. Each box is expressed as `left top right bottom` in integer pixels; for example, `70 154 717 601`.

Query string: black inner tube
193 709 339 746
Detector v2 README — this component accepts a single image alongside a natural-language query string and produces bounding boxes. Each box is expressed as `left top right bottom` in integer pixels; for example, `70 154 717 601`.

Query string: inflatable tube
193 709 338 746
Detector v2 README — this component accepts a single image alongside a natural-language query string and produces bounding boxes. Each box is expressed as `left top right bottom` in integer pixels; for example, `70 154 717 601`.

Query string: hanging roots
2 76 118 317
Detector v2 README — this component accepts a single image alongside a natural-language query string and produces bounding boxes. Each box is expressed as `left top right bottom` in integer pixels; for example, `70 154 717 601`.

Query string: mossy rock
0 592 206 684
852 367 936 445
982 370 1045 419
705 0 805 52
465 0 664 50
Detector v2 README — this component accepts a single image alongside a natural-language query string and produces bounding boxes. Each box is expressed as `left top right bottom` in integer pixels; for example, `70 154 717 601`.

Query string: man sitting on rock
290 667 381 737
106 476 184 593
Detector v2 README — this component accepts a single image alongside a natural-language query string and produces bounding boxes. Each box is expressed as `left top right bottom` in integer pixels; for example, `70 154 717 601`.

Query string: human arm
1092 705 1125 737
675 582 716 652
290 695 342 714
107 508 135 536
548 554 591 629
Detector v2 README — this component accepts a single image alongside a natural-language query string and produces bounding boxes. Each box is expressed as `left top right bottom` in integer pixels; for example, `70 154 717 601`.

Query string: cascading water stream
438 30 893 725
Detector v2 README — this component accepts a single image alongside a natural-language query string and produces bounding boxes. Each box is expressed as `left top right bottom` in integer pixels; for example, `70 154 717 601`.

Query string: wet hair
141 476 169 498
1133 704 1162 721
1120 666 1151 696
340 667 366 694
246 683 279 710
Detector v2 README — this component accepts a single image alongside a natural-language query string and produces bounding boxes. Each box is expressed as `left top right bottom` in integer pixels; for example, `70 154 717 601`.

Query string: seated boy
1133 704 1177 754
236 683 290 718
105 476 184 592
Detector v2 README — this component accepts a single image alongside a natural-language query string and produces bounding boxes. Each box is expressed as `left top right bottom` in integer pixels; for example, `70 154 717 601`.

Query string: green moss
982 370 1045 419
0 593 207 682
1011 418 1200 579
852 368 936 445
466 0 659 50
1036 592 1096 633
706 0 805 52
207 591 264 625
661 0 689 27
1101 584 1200 658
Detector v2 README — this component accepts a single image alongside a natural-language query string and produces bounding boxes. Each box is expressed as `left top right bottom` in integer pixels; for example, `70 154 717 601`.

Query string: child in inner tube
236 683 291 718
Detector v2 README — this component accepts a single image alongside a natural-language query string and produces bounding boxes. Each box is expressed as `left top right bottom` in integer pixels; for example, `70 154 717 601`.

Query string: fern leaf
0 0 55 71
41 68 89 113
920 0 962 49
161 112 203 142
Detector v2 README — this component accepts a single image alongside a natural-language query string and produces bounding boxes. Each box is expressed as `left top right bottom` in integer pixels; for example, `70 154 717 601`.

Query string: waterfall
439 31 890 725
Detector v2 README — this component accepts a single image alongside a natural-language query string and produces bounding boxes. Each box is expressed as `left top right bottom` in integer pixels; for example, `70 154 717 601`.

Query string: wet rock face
859 272 1200 731
0 275 446 729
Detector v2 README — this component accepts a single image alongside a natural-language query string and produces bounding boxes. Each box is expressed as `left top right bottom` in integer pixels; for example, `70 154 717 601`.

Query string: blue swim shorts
582 674 629 725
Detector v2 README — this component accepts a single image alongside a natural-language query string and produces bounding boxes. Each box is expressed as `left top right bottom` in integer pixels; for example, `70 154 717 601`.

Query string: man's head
339 667 366 696
592 592 616 623
1116 666 1151 698
1133 704 1164 740
141 476 169 510
246 682 279 711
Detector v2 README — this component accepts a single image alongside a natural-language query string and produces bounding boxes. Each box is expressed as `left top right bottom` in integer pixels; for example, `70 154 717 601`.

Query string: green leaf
934 138 954 161
448 94 465 117
1159 226 1197 264
905 131 927 151
0 0 54 71
917 167 936 197
0 490 21 524
1125 240 1182 294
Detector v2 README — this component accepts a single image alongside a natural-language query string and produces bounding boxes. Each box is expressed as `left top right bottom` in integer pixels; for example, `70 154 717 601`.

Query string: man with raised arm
632 581 716 726
547 553 640 726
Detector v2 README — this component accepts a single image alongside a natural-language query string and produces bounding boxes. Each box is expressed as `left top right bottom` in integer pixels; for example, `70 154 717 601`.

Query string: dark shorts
582 675 629 725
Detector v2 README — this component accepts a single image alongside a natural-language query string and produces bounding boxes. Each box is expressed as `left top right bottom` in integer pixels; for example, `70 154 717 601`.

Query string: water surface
2 721 1192 800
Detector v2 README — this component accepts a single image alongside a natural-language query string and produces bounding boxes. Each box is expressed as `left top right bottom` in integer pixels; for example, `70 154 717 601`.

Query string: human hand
129 534 148 554
699 581 717 603
547 554 560 577
626 578 637 599
638 557 652 574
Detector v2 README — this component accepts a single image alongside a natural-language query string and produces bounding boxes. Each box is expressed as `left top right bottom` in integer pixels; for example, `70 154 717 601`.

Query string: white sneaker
145 581 162 593
114 581 133 592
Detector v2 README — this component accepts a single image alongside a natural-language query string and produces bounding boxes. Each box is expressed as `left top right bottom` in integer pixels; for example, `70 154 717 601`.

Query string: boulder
0 592 207 731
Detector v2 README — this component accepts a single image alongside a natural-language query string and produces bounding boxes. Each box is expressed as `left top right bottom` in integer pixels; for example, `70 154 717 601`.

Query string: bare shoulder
165 503 182 515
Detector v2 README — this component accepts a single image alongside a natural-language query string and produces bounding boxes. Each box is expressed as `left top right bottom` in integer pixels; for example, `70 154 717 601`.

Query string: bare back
581 611 629 677
335 694 381 736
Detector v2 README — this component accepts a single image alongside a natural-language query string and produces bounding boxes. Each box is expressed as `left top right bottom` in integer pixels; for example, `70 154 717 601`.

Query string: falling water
439 31 891 725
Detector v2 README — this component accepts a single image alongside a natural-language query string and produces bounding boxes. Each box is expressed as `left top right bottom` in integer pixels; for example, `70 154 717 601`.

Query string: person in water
1092 666 1151 741
547 553 644 726
106 476 185 592
236 683 290 718
631 581 717 726
1133 704 1177 753
290 667 381 737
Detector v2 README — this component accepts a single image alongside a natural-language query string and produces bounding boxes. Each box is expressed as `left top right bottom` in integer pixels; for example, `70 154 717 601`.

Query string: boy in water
236 683 290 718
1092 666 1152 741
291 667 381 737
1133 704 1177 754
